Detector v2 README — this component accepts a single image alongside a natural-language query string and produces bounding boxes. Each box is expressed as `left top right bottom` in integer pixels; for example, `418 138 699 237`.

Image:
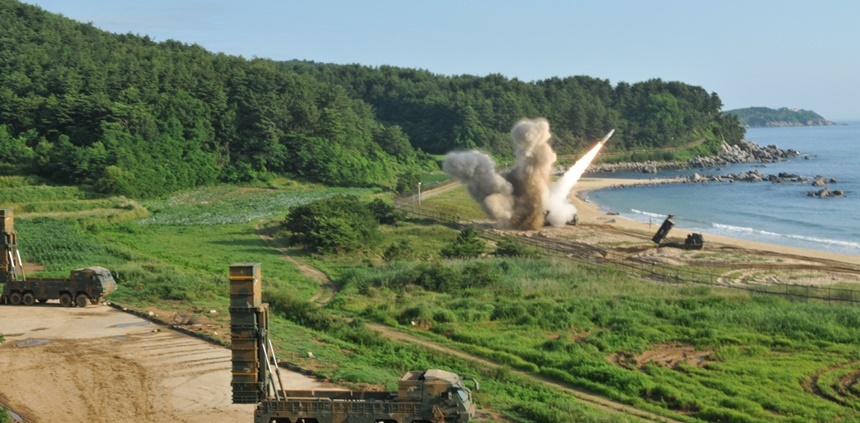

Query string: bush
394 170 421 194
392 261 499 294
413 262 462 292
461 262 501 288
440 227 485 258
495 235 541 258
366 198 403 224
383 240 415 261
266 289 334 331
282 195 380 254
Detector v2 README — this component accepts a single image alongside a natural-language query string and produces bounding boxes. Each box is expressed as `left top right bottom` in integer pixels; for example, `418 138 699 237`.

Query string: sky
22 0 860 120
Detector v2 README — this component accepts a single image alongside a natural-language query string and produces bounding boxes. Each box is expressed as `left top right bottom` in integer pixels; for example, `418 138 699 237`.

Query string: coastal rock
777 172 806 182
806 188 846 198
811 176 827 187
587 139 800 175
585 139 843 200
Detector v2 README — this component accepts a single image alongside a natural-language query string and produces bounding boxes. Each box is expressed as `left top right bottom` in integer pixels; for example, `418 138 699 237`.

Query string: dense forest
724 107 836 128
0 0 744 198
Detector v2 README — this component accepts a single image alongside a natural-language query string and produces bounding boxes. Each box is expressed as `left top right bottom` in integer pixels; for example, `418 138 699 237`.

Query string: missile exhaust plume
599 129 615 145
443 118 612 230
544 129 614 227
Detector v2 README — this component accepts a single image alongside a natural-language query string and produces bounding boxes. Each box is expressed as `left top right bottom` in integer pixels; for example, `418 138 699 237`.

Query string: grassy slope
3 181 860 422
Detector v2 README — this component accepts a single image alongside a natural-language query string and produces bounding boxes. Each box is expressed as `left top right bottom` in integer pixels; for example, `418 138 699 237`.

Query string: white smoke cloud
442 150 514 222
443 118 609 230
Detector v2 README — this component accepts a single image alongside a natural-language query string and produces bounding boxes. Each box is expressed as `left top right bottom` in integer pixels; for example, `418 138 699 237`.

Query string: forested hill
0 0 744 198
724 107 836 128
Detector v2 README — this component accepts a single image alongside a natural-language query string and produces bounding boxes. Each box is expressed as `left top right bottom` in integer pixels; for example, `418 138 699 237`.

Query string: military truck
228 263 478 423
252 369 477 423
1 266 117 307
1 209 117 307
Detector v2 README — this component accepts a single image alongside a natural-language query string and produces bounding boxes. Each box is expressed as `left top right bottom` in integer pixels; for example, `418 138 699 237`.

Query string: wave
711 223 860 251
630 208 666 219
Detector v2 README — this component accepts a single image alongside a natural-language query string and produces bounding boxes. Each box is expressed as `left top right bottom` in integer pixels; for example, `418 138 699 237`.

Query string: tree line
0 0 744 198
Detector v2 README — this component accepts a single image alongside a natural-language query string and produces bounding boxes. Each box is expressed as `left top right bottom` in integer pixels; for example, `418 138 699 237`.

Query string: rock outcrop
585 139 800 175
688 140 801 168
583 139 843 199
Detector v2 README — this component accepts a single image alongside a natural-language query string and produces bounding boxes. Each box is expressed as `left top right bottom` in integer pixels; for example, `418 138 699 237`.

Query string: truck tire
75 293 89 308
59 293 73 307
22 293 35 306
9 292 22 305
90 296 102 305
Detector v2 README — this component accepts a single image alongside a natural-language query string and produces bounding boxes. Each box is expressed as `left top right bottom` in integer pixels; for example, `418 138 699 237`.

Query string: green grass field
3 181 860 422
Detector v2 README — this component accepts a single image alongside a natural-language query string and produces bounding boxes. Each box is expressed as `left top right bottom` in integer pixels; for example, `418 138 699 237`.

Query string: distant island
723 107 836 128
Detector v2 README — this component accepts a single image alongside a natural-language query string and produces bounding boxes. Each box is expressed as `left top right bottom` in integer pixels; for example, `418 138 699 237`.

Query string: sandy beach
566 177 860 277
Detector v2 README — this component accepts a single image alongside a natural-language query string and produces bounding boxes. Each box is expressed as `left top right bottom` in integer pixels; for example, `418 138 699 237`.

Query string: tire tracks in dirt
255 219 335 306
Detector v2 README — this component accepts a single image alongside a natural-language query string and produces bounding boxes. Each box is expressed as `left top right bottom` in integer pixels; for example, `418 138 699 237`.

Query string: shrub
495 235 541 258
399 305 434 325
400 262 461 292
383 240 415 261
440 227 485 258
282 195 380 254
461 262 501 288
431 308 458 323
266 289 334 331
366 198 403 224
394 170 421 194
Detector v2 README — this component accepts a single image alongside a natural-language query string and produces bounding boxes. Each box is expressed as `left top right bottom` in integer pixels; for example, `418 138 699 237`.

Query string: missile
598 129 615 146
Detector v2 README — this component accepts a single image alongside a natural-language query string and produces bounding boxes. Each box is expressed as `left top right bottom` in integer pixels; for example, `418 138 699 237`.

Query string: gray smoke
443 118 557 230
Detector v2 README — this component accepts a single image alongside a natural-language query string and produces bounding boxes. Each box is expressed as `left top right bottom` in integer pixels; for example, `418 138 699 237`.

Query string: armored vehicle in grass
228 263 478 423
1 209 117 307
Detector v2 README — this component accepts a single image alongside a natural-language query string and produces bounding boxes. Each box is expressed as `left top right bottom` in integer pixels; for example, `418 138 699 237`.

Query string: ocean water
585 122 860 256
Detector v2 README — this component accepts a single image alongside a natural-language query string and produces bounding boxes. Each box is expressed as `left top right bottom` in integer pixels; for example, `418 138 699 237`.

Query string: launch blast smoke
443 119 613 230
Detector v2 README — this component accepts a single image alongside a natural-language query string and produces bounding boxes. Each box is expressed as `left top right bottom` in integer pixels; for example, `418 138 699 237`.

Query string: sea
584 122 860 256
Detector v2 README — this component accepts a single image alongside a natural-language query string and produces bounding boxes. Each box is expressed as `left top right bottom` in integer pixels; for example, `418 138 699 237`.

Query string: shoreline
570 177 860 267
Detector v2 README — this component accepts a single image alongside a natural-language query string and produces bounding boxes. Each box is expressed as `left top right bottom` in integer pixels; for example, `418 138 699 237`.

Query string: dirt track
0 304 335 422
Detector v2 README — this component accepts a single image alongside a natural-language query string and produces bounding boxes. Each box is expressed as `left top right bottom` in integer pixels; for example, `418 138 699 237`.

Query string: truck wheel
75 293 89 308
59 293 73 307
22 293 35 306
90 296 102 305
9 292 22 305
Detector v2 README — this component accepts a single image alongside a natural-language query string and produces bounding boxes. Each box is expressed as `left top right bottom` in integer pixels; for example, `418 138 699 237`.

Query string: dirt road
0 304 334 422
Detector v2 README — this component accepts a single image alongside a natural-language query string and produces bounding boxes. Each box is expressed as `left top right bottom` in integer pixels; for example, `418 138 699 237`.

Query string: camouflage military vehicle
251 369 477 423
1 209 117 307
2 266 117 307
228 263 477 423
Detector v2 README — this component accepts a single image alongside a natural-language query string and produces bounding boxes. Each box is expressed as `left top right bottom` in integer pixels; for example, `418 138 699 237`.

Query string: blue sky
23 0 860 120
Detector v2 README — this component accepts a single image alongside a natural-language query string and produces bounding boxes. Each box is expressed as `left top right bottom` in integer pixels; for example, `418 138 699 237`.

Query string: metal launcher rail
229 263 285 404
1 209 25 284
